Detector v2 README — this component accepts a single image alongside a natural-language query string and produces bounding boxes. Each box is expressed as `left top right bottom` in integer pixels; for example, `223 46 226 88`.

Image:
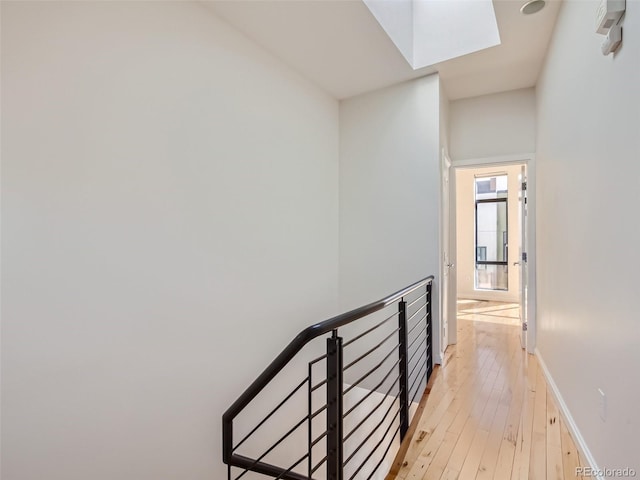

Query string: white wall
338 75 441 352
456 165 521 303
536 0 640 473
1 3 339 479
449 88 536 161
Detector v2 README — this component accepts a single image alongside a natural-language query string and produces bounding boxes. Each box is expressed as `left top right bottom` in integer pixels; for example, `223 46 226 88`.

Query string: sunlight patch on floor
457 300 520 326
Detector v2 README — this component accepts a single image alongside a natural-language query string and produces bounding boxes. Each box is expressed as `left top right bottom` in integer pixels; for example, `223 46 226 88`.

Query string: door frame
439 149 455 363
445 153 537 354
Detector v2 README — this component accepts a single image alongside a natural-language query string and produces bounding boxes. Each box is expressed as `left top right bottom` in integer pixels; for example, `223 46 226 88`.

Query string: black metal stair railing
222 276 435 480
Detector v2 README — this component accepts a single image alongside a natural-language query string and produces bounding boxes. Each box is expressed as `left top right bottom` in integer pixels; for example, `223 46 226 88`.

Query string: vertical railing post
426 282 433 381
398 299 409 441
326 330 344 480
308 363 313 479
223 417 232 472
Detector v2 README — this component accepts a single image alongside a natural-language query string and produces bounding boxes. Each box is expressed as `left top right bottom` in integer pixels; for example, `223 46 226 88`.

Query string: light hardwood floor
388 303 586 480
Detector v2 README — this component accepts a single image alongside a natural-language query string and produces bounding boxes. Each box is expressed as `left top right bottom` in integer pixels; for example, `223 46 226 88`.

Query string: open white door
441 150 457 353
518 166 528 349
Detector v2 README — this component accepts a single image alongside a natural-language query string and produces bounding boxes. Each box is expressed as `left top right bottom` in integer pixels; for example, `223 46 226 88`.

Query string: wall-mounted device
596 0 625 34
595 0 625 55
602 24 623 55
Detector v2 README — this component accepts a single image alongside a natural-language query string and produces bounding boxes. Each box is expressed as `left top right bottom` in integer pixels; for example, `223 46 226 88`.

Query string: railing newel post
307 362 313 479
398 298 409 441
326 329 344 480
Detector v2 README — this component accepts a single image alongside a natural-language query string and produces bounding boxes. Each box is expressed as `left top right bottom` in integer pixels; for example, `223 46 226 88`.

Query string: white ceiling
203 0 562 100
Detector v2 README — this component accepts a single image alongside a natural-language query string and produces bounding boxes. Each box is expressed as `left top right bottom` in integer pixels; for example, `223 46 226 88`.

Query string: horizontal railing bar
310 404 327 420
223 276 435 460
411 374 426 405
348 408 401 480
343 372 401 442
407 312 427 337
343 357 401 419
309 354 327 366
365 424 402 480
342 310 398 348
407 325 427 353
228 454 311 480
343 327 400 371
407 334 425 368
343 343 399 395
235 416 309 480
406 303 427 324
274 454 309 480
310 431 328 449
311 456 328 475
310 379 327 393
406 292 428 309
408 360 427 404
408 347 427 385
344 391 401 469
233 377 309 452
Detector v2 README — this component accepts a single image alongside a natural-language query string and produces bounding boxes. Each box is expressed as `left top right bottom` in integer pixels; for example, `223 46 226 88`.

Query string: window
475 175 508 291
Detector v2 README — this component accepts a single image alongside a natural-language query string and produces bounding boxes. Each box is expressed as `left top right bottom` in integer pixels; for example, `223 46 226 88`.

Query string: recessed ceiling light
520 0 546 15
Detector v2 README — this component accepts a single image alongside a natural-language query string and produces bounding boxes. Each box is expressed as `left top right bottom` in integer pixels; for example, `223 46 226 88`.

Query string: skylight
363 0 501 70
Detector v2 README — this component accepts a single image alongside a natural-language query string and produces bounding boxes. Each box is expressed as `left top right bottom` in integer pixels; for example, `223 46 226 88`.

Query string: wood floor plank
547 390 563 480
513 355 537 480
493 356 525 480
528 360 547 480
475 403 510 480
440 467 459 480
560 417 580 480
457 429 489 480
403 408 458 479
456 378 506 478
421 430 458 480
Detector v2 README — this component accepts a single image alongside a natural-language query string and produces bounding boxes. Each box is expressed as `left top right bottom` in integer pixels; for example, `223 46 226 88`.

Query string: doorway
442 156 536 353
458 165 521 303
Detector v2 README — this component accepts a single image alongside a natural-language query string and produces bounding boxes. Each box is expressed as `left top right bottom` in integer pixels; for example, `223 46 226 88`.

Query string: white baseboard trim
534 348 603 480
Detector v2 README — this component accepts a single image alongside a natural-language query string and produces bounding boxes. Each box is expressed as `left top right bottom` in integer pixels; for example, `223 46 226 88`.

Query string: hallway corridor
390 316 586 480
